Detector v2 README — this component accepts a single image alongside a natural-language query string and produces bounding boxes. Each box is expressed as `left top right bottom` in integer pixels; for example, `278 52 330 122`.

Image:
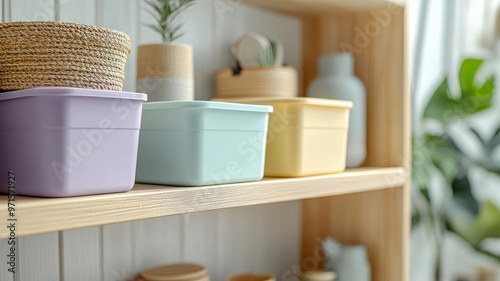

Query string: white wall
0 1 303 280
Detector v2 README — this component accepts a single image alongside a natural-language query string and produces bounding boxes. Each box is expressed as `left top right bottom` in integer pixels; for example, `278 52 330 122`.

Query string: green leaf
474 76 495 111
459 59 483 96
412 137 433 189
451 175 480 215
469 127 486 147
412 212 421 228
423 78 459 122
428 135 459 183
486 127 500 153
451 200 500 247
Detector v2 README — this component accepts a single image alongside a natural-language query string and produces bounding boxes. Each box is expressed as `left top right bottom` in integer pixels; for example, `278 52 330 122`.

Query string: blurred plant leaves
459 59 483 95
423 78 458 122
451 200 500 247
412 135 459 189
423 59 494 123
451 176 479 215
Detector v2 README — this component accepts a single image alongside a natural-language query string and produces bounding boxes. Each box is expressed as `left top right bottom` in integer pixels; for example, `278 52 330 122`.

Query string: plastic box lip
0 87 147 102
143 100 273 113
213 97 353 109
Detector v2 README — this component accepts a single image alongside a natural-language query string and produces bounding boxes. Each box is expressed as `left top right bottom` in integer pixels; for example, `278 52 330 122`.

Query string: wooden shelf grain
0 167 406 238
239 0 405 16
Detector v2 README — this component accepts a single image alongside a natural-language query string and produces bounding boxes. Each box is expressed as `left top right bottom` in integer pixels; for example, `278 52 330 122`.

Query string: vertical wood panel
58 0 95 24
0 238 14 281
182 211 218 278
102 222 134 281
301 9 408 281
60 227 101 281
17 233 60 281
131 216 182 273
302 188 405 281
97 0 138 92
11 0 54 21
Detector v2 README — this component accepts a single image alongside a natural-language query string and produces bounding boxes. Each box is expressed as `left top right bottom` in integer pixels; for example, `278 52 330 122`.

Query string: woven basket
0 21 132 91
216 66 298 98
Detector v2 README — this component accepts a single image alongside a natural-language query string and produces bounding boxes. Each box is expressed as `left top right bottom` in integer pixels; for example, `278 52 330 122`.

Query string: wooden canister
216 66 298 98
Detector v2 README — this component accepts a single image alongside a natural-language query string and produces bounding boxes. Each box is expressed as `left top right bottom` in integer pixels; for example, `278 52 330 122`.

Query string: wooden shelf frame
0 167 405 239
238 0 405 16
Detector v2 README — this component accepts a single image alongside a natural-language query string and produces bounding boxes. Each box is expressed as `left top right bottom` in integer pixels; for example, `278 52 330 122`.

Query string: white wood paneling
60 227 101 281
97 0 138 92
58 0 95 24
16 233 59 281
11 0 54 21
102 222 135 281
0 238 14 281
182 211 218 278
130 216 182 273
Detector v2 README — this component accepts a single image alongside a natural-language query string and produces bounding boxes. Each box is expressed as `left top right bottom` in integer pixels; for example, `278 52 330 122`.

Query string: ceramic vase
136 44 194 101
307 53 366 168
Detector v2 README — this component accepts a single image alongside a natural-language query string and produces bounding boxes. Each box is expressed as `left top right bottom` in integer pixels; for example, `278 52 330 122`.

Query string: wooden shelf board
0 167 406 238
239 0 404 16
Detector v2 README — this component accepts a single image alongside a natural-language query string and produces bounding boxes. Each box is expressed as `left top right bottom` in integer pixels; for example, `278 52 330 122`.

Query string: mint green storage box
136 101 273 186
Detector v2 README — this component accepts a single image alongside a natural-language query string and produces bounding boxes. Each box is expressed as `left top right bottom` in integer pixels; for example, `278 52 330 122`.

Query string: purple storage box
0 87 147 197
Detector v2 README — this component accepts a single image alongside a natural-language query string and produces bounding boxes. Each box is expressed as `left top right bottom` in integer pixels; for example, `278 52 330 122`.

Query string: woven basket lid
140 264 209 281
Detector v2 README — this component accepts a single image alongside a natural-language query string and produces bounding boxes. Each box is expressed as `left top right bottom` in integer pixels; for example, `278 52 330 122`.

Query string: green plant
413 58 500 280
257 41 282 67
144 0 196 43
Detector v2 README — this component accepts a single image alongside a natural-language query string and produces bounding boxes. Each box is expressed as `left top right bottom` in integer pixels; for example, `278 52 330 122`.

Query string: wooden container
216 66 298 98
139 264 209 281
137 44 194 101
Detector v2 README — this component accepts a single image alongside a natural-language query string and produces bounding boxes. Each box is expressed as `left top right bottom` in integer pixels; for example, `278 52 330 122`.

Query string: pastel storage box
0 87 147 197
136 101 272 186
213 98 352 177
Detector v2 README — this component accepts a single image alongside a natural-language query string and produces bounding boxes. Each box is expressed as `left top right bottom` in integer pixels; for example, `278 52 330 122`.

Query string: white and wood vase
136 44 194 101
216 66 298 98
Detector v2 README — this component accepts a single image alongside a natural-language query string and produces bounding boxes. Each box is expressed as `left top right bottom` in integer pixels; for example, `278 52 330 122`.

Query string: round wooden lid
228 274 275 281
300 271 336 281
140 264 209 281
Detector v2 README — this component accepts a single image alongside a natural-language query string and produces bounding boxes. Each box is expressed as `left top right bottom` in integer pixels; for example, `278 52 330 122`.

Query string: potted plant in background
137 0 196 101
413 59 500 281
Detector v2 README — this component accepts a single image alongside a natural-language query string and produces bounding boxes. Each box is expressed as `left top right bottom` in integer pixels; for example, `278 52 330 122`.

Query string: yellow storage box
213 97 353 177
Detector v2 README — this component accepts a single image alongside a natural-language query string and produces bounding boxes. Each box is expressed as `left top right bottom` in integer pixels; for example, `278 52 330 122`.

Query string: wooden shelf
0 167 406 238
240 0 405 16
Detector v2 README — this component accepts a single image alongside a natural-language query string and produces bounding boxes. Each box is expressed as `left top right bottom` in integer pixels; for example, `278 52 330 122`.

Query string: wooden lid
300 271 337 281
228 274 275 281
140 264 209 281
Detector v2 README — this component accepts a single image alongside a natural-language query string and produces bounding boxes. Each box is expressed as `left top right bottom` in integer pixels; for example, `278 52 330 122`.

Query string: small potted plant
137 0 196 101
216 33 298 98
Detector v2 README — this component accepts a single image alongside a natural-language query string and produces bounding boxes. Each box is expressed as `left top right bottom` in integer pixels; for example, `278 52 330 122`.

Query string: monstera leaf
451 200 500 247
424 59 494 123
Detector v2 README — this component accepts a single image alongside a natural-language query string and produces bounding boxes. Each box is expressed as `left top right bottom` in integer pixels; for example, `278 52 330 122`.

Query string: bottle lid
318 53 354 76
140 264 209 281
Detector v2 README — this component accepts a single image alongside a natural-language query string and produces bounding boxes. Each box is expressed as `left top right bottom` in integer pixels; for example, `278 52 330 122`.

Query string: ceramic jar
137 44 194 101
307 53 366 168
